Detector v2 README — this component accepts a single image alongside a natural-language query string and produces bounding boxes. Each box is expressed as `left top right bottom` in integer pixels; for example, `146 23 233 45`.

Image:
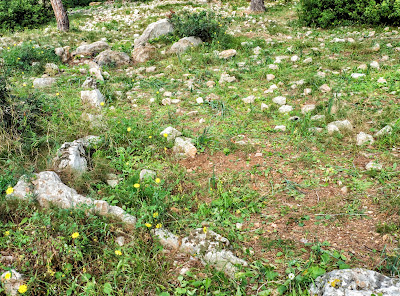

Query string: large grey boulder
134 19 174 48
169 37 202 54
309 268 400 296
131 44 156 63
10 171 136 224
93 50 130 66
33 77 56 88
72 41 110 56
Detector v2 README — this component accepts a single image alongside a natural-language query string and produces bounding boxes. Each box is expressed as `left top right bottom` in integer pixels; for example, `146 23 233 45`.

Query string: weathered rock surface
81 89 105 107
152 228 180 249
309 268 400 296
219 49 237 59
45 63 60 76
366 161 383 171
356 132 374 146
82 77 97 89
53 135 101 174
10 171 136 224
1 269 24 296
375 125 393 137
327 120 353 134
139 169 156 180
170 37 202 54
173 137 197 158
93 50 130 66
55 46 71 63
134 19 173 47
33 77 56 88
132 44 156 63
72 41 110 56
160 126 182 141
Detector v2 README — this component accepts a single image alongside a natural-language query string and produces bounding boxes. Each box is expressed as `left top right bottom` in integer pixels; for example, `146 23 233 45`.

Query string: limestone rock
55 46 70 63
356 132 374 146
139 169 156 180
219 73 236 84
170 37 202 54
351 73 365 79
72 41 110 56
273 96 286 105
81 89 105 108
33 77 56 88
242 95 255 104
82 77 97 89
202 250 248 279
134 19 174 47
180 228 230 255
274 125 286 131
94 50 130 66
375 125 393 137
152 228 180 249
160 126 182 141
45 63 59 76
218 49 237 59
309 268 400 296
319 84 331 93
366 161 383 171
327 120 353 134
1 269 24 296
131 44 156 63
173 137 197 158
301 104 316 114
278 105 293 113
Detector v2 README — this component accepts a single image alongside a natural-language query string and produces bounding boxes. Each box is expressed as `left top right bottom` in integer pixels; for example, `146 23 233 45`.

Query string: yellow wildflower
115 250 122 256
163 133 168 138
100 102 105 106
133 183 140 189
18 284 27 294
330 279 341 288
4 272 11 280
56 93 60 96
127 127 132 132
6 187 14 195
4 231 10 236
145 223 152 228
148 136 152 139
156 223 162 229
153 212 159 218
155 178 161 183
22 83 26 87
203 227 207 234
71 232 79 239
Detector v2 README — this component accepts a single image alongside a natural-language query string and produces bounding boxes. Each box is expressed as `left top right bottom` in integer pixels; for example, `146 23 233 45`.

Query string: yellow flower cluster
71 232 79 239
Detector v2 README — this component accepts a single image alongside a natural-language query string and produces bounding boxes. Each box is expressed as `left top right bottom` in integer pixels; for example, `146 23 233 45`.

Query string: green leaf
204 278 211 289
19 217 28 225
265 269 279 281
308 266 326 279
277 285 287 295
103 283 112 295
159 292 170 296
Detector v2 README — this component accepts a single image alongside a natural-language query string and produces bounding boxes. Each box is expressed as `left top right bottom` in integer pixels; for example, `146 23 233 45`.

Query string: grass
0 0 399 295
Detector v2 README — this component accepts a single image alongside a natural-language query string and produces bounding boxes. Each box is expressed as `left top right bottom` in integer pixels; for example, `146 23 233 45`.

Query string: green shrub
170 10 230 42
63 0 107 9
298 0 400 28
0 42 60 75
0 0 52 31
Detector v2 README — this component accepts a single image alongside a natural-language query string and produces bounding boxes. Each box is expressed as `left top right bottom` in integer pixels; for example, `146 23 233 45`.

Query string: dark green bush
63 0 107 9
298 0 400 28
0 0 53 31
170 10 230 42
1 42 60 75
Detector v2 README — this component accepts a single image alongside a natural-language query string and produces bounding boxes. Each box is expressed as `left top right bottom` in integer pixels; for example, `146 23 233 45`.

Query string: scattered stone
72 41 110 56
115 236 125 246
358 64 368 70
140 169 156 180
242 95 255 104
94 50 130 66
162 98 171 105
316 71 326 78
170 37 202 54
309 127 323 133
356 132 374 146
89 63 104 81
309 268 400 296
266 74 275 81
278 105 293 113
173 137 197 158
236 223 243 230
82 77 97 89
219 73 236 83
366 161 383 171
274 125 286 131
372 43 381 52
327 120 353 134
134 19 174 47
303 57 313 64
45 63 60 76
206 81 215 88
55 46 71 63
106 173 122 188
341 186 348 194
272 96 286 105
131 44 156 63
196 97 204 104
377 77 387 84
33 77 56 88
160 126 182 141
375 125 392 137
289 116 300 121
218 49 237 59
370 61 380 69
319 84 331 93
1 269 24 296
351 73 365 79
291 55 299 62
304 88 312 95
261 103 269 111
301 104 316 114
81 89 105 108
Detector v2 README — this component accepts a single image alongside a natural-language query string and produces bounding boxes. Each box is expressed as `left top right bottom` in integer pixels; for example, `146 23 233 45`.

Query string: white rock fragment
278 105 293 113
134 19 174 47
319 84 331 93
218 49 237 59
173 137 197 158
375 125 392 137
301 104 316 114
196 97 204 104
160 127 182 141
366 161 383 171
356 132 374 146
266 74 275 81
377 77 387 84
274 125 286 131
152 228 180 249
370 61 380 69
139 169 156 180
272 96 286 105
219 73 236 83
33 77 56 88
81 89 105 108
351 73 365 79
327 120 353 134
242 95 255 104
